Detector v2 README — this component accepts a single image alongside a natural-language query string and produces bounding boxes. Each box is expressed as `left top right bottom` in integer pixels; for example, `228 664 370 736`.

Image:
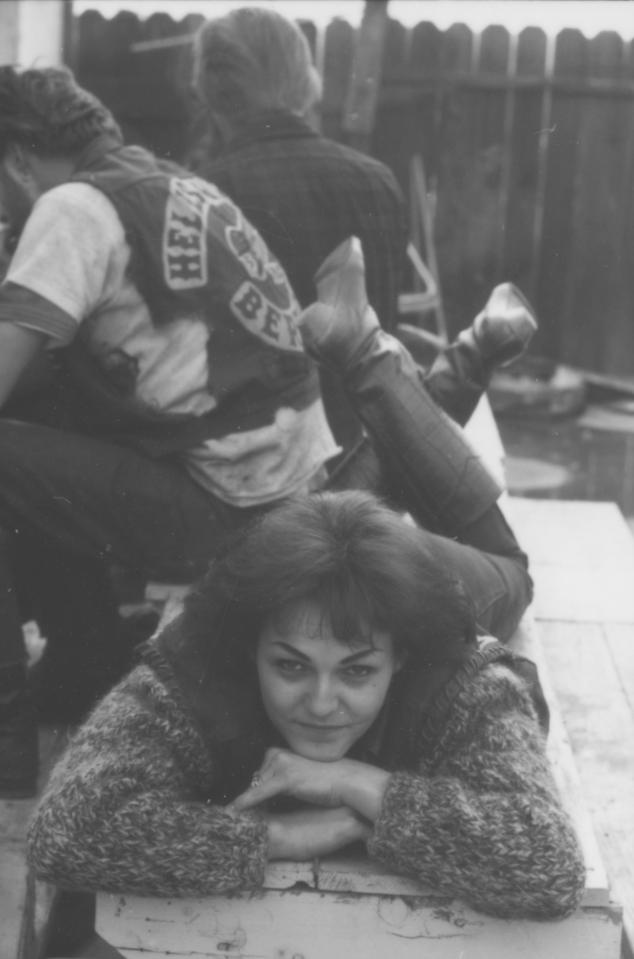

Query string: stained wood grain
506 497 634 622
540 619 634 955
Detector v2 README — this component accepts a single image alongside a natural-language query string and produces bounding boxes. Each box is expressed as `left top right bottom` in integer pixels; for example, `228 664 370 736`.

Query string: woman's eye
274 659 306 675
342 665 375 680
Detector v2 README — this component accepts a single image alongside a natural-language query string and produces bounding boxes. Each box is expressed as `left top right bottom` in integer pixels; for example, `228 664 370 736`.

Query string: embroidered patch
163 177 302 352
163 177 216 288
231 282 303 353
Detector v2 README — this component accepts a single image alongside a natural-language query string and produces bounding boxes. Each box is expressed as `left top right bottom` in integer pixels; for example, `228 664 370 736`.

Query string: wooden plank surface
540 619 634 955
508 617 609 906
604 621 634 715
505 497 634 622
506 495 634 956
98 886 622 959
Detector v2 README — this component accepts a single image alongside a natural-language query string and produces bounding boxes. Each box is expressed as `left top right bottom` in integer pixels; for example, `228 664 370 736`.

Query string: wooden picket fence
70 10 634 376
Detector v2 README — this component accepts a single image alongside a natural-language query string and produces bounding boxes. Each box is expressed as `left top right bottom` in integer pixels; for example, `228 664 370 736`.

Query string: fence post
342 0 390 152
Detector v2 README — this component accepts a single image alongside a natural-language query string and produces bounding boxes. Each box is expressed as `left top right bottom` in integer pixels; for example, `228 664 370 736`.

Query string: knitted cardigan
27 646 585 920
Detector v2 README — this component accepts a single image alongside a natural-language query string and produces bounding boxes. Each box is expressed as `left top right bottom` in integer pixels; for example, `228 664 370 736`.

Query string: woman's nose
305 676 339 717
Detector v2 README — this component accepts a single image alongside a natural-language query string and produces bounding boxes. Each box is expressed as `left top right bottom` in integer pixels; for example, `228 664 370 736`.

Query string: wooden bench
96 851 619 959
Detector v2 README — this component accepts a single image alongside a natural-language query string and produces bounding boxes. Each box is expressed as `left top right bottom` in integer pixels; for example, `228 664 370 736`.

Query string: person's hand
298 237 381 368
264 805 371 861
231 748 349 810
231 748 390 822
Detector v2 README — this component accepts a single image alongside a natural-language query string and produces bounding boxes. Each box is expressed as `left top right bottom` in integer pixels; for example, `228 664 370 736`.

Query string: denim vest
64 137 319 456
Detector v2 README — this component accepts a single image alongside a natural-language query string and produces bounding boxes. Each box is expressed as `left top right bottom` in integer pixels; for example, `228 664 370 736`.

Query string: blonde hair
193 6 322 119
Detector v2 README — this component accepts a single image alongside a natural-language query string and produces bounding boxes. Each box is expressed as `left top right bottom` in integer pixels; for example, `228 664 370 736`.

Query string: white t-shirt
3 182 340 506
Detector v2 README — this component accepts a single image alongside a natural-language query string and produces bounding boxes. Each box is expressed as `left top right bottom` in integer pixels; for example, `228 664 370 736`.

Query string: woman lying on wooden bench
27 487 584 920
28 237 581 919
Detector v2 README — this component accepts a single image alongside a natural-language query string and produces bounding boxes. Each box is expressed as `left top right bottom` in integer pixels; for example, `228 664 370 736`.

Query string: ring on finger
250 773 262 788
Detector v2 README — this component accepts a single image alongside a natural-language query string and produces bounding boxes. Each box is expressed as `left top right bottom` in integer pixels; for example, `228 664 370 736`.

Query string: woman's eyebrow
272 641 311 661
340 647 382 664
271 641 381 663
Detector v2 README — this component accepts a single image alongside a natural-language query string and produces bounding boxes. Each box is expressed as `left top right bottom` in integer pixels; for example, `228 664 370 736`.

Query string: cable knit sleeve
367 664 586 919
27 665 269 897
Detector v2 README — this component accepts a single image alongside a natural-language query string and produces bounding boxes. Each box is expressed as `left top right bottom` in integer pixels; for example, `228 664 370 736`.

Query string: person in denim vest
0 64 339 797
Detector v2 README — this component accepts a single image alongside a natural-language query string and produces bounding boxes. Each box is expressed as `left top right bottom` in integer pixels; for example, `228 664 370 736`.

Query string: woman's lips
296 722 348 730
295 722 348 734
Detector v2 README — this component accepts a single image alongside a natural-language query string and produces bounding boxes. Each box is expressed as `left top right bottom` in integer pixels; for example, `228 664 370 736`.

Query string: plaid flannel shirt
196 111 408 331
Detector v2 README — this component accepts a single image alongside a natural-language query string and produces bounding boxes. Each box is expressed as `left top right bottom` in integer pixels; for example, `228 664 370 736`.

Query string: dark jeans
0 418 258 710
322 323 490 459
327 329 532 641
0 331 531 710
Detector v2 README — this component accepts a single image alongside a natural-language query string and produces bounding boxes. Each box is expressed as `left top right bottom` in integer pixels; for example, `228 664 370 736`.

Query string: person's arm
367 664 586 919
229 666 582 919
0 182 127 410
265 805 371 860
27 665 269 896
0 321 47 408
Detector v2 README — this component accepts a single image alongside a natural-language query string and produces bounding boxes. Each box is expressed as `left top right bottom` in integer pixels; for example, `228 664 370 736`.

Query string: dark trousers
329 330 531 642
0 417 258 711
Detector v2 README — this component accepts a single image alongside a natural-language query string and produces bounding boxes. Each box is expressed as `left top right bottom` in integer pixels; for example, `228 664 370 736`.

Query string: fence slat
503 27 548 302
297 19 317 60
407 21 443 173
481 25 515 282
375 21 444 196
76 9 141 75
320 18 355 140
536 29 588 359
434 24 511 333
560 31 634 373
372 19 412 187
342 0 389 150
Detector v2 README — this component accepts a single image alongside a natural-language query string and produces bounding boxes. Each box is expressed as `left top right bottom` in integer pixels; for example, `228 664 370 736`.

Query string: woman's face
256 598 399 762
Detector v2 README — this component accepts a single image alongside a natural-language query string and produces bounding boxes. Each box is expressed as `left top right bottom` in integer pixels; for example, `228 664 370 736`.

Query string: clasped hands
228 747 390 861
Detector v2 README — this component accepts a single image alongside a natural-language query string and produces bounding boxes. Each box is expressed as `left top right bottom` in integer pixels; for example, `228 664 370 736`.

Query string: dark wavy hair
0 66 122 160
166 490 477 680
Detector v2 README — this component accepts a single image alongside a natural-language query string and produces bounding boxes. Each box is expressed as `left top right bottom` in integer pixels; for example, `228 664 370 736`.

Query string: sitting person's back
189 7 407 451
190 7 407 331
